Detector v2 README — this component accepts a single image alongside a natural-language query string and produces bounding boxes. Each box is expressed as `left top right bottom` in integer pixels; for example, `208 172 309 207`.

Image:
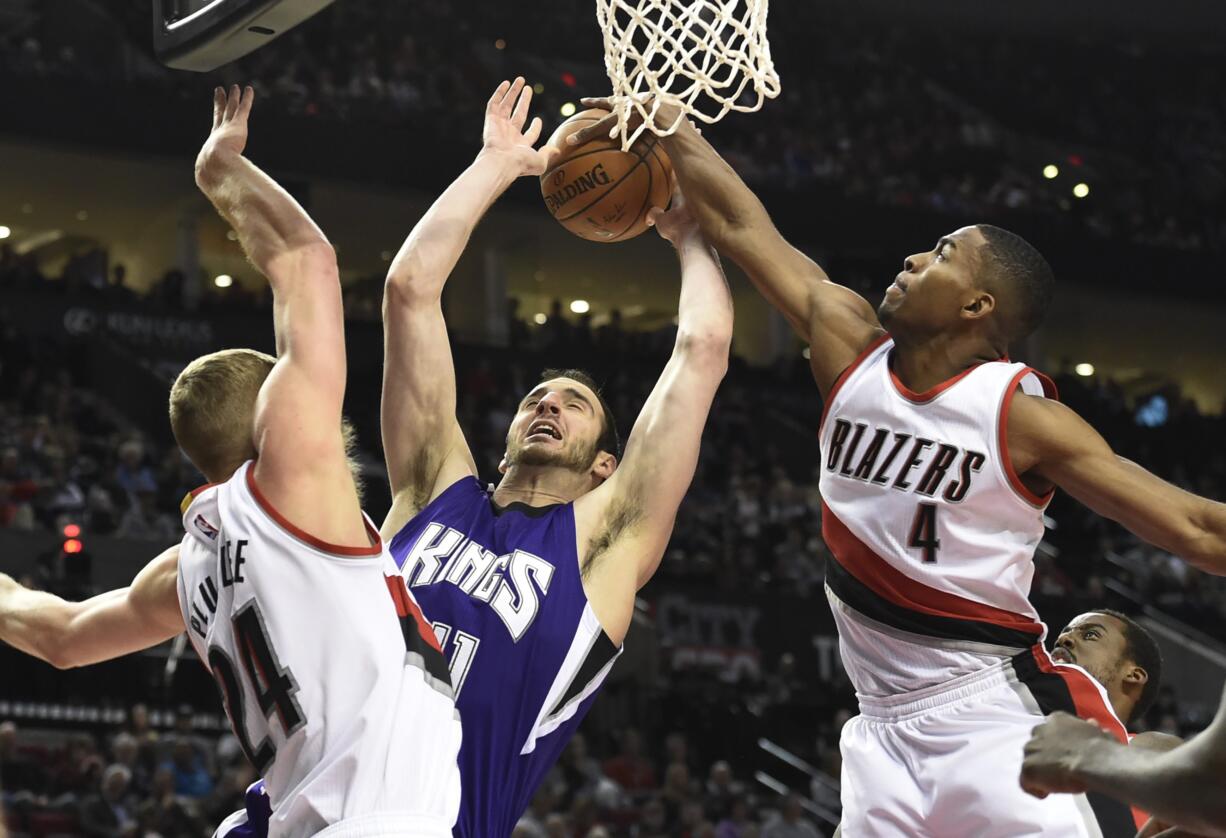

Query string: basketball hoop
596 0 781 150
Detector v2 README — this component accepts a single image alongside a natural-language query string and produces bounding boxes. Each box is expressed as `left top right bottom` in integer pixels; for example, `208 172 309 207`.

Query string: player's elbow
41 639 80 670
675 328 732 373
384 254 442 310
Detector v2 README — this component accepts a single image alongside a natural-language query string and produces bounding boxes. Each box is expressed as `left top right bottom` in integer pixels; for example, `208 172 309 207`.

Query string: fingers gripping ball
540 109 673 243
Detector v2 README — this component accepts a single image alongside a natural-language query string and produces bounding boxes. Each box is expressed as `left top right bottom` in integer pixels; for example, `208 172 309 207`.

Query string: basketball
539 109 674 243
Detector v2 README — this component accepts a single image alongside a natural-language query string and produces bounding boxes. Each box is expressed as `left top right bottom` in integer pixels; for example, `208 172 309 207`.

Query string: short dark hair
538 368 621 459
976 224 1055 341
1096 609 1163 723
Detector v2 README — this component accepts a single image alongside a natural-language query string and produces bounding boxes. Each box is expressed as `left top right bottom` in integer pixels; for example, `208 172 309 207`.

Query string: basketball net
596 0 781 150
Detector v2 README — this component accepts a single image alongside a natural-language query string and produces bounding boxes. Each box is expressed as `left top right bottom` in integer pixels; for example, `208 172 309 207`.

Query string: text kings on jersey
400 522 555 642
825 417 987 503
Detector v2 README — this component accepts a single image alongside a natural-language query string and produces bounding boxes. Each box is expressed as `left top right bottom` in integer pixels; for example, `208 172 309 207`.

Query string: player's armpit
1008 394 1226 574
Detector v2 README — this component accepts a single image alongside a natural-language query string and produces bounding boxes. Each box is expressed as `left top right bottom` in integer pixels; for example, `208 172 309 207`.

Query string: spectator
761 794 820 838
162 737 213 799
78 763 136 838
602 729 657 794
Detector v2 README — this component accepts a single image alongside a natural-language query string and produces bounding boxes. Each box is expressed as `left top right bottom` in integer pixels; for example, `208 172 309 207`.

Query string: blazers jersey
389 477 624 838
178 461 462 838
818 336 1059 698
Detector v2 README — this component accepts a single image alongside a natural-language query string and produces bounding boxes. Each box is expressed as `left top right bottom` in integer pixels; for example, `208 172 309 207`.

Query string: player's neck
891 333 1003 394
493 465 593 508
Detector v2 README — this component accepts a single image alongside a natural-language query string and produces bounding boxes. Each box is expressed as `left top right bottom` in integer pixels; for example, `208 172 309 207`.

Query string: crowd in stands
2 2 1224 255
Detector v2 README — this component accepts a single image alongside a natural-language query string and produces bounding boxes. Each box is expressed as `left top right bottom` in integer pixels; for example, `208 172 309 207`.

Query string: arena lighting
495 38 506 50
0 225 10 239
560 102 577 117
62 524 81 538
560 71 578 88
533 313 547 325
63 539 83 554
75 210 89 221
1075 363 1095 377
570 299 591 314
214 274 233 288
1042 164 1059 179
1073 183 1090 199
533 83 545 94
802 347 811 359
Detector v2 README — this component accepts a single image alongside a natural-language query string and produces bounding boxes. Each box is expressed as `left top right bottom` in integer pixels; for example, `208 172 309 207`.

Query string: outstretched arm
195 86 362 546
0 546 182 669
1009 394 1226 574
577 192 732 642
1020 696 1226 838
570 99 883 395
382 78 551 536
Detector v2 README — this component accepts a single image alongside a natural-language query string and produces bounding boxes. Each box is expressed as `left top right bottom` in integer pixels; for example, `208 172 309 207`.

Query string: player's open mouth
527 421 562 442
1051 647 1074 663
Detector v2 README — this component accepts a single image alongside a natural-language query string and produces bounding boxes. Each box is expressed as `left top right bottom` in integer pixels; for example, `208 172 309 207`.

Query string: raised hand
646 186 698 247
481 77 551 177
566 95 685 147
201 85 254 164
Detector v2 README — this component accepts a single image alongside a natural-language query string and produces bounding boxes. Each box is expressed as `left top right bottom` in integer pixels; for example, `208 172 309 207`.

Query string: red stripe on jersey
998 368 1059 508
1031 646 1129 743
385 575 444 654
245 465 382 557
887 355 993 404
823 503 1044 634
819 334 892 434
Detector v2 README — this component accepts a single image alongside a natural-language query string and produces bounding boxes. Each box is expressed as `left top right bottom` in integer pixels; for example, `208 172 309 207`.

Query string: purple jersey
392 477 622 837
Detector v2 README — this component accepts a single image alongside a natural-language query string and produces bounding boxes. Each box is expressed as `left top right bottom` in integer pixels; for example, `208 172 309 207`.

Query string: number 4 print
431 622 480 698
908 502 941 563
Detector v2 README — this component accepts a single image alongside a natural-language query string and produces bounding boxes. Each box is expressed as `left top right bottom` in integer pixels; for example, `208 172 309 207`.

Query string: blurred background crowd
1 0 1224 836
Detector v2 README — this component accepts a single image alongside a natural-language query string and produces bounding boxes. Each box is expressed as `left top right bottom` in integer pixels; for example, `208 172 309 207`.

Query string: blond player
0 86 460 838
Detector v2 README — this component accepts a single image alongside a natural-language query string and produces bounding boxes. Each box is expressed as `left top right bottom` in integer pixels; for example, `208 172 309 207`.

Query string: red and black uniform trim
385 575 452 687
1012 647 1142 836
823 503 1044 648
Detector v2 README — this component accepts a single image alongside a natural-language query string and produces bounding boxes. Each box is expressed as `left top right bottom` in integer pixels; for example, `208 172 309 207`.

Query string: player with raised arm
569 101 1226 836
375 78 733 837
0 86 462 838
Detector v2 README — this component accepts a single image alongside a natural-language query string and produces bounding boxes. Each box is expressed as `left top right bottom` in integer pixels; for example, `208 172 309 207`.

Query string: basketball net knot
596 0 781 150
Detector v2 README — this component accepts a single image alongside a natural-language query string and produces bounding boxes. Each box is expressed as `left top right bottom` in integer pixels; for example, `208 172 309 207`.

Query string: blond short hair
169 348 275 481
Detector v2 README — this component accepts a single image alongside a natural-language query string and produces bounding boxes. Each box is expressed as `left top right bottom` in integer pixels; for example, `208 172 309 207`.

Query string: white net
596 0 781 150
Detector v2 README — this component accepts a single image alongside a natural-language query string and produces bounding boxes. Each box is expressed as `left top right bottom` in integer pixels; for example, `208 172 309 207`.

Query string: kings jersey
389 477 624 838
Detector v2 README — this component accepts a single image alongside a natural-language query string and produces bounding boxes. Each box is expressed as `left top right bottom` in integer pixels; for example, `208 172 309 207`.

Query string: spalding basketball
540 109 674 243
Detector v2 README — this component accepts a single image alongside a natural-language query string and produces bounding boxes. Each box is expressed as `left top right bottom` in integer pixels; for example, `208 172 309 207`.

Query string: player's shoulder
181 482 223 547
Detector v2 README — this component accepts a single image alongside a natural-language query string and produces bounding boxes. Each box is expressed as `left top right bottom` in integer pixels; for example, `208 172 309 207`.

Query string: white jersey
818 336 1058 698
178 461 462 838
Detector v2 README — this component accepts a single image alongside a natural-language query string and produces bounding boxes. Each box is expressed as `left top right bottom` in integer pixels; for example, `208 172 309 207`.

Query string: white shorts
839 648 1141 838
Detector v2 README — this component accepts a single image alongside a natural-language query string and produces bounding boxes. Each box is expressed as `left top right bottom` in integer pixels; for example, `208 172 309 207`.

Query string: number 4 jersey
818 336 1059 698
177 461 462 838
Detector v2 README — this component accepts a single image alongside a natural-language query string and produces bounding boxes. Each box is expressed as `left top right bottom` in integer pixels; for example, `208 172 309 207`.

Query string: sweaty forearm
196 147 330 276
386 152 520 302
661 122 769 254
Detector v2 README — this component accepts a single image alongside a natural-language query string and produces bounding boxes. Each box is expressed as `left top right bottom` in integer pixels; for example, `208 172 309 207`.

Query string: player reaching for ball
378 77 732 838
569 100 1226 836
0 86 462 838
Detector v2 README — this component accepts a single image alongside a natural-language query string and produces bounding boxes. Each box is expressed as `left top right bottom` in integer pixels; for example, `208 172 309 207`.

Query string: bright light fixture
1073 183 1090 199
570 299 590 314
0 225 10 240
1043 164 1059 179
1075 363 1094 377
533 312 547 325
214 274 233 288
560 102 577 117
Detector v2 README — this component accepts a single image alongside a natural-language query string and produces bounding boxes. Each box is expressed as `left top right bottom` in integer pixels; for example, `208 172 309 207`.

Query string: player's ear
592 452 617 482
498 454 509 475
961 291 995 321
1124 663 1148 690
